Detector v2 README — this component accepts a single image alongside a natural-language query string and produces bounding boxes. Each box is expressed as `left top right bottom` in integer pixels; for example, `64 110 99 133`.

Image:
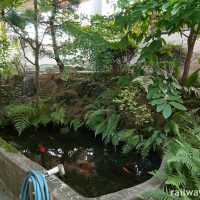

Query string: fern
105 113 121 138
165 174 187 189
185 69 200 88
38 113 51 126
51 108 66 125
7 97 69 134
85 109 109 129
182 87 200 99
94 120 107 137
85 108 123 145
70 119 83 131
142 114 200 200
12 116 30 135
8 104 35 116
7 104 35 135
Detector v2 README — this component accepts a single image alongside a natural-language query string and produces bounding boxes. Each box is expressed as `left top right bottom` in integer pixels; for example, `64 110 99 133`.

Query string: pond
0 127 161 197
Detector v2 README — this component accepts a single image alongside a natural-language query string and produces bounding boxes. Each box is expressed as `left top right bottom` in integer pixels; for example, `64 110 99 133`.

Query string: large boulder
22 74 36 96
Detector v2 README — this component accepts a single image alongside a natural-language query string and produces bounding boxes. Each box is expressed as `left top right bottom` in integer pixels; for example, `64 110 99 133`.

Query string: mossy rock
0 137 18 153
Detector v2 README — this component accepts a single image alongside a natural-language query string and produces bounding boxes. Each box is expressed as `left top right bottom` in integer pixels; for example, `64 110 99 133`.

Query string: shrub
157 44 186 67
114 86 152 128
7 97 67 135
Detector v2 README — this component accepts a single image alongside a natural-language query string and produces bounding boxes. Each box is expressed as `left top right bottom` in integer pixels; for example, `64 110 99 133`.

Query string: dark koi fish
38 144 46 153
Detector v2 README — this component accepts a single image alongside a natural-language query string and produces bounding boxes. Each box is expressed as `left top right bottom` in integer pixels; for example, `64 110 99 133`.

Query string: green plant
51 107 66 125
147 75 186 119
157 44 186 67
142 111 200 200
116 0 200 84
7 104 35 135
62 14 137 73
85 107 139 148
185 68 200 88
70 118 84 132
7 97 67 134
114 85 152 128
85 109 120 144
143 137 200 200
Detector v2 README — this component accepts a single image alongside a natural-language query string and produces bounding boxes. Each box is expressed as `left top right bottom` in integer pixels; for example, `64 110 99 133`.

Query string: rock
60 127 70 135
39 73 62 93
5 75 24 87
22 74 36 96
56 89 79 104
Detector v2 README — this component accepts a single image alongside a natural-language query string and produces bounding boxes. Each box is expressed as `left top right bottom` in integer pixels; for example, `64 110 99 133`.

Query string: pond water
0 127 161 197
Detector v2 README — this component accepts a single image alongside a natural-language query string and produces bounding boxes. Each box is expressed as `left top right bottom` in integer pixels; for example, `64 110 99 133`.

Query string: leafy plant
185 68 200 88
116 0 200 84
7 97 67 134
70 118 83 132
114 85 152 128
85 107 139 147
7 104 35 135
142 111 200 200
147 75 186 119
157 44 186 67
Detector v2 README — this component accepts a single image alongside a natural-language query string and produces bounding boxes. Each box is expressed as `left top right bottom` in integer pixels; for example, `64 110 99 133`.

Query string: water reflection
0 129 161 197
63 147 95 177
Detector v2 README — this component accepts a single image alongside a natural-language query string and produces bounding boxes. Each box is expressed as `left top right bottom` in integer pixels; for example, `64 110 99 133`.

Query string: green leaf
156 102 167 112
150 98 166 105
163 104 172 119
166 94 181 101
185 68 200 87
169 101 187 111
156 137 163 145
94 121 107 136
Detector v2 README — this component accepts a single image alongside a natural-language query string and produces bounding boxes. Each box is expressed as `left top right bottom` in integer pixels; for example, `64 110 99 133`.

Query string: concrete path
0 183 13 200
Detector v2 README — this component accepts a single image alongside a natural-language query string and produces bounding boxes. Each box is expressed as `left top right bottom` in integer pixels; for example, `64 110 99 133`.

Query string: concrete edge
0 139 166 200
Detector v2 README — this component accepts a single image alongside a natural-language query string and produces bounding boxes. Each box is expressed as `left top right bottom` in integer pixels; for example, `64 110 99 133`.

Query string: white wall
79 0 114 16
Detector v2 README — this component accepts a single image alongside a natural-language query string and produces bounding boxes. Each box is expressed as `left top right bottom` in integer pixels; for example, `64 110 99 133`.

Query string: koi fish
122 167 133 175
38 144 46 153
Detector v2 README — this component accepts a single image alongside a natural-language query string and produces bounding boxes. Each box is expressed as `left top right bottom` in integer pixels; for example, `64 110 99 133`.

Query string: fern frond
38 113 51 126
166 174 186 189
8 104 35 116
51 108 66 125
13 115 30 135
105 113 121 136
94 120 107 136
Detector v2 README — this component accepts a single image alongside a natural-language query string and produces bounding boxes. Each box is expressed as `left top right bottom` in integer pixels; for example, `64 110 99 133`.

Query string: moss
0 137 18 153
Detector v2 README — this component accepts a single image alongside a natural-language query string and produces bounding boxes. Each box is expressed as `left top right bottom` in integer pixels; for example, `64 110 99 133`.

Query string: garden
0 0 200 199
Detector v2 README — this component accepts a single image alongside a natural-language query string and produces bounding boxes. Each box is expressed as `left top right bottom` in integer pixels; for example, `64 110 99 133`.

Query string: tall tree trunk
33 0 40 92
181 29 197 85
50 0 65 73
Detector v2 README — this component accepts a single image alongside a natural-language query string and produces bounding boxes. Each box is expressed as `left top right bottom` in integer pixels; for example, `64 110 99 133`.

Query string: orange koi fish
122 167 133 175
38 144 46 153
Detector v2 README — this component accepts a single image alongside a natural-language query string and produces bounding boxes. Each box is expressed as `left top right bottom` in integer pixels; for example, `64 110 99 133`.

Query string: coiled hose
20 170 50 200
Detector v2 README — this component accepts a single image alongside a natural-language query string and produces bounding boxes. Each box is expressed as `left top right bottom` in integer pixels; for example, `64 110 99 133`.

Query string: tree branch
180 31 189 38
20 39 35 66
39 27 49 47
